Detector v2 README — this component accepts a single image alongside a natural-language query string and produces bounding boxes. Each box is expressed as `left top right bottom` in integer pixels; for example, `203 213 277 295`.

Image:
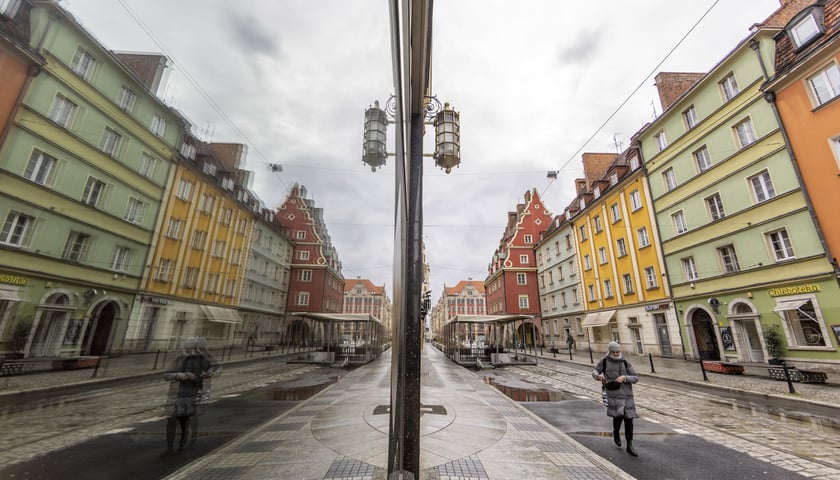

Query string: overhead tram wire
544 0 722 196
115 0 291 195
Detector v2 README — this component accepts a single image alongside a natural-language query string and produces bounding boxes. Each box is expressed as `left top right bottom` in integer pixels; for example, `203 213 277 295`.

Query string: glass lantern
362 101 388 171
434 102 460 173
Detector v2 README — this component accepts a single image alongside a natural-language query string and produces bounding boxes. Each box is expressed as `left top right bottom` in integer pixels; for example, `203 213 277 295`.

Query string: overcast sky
61 0 782 301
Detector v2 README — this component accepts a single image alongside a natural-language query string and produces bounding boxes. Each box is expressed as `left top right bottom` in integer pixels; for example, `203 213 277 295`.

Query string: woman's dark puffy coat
592 354 639 419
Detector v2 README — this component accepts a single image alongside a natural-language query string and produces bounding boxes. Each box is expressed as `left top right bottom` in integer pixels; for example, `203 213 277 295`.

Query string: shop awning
200 305 242 324
581 310 616 328
0 289 22 302
772 299 809 313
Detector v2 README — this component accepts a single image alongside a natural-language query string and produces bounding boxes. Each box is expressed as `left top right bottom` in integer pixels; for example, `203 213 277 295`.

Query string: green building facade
0 0 184 358
638 24 840 369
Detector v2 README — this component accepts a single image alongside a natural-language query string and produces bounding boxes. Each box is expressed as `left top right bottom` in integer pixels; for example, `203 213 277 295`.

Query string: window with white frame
593 215 602 233
808 63 840 106
749 170 776 203
587 284 596 301
212 240 226 258
81 177 106 207
524 234 533 244
297 291 310 306
230 248 241 265
733 118 757 148
23 149 57 185
165 218 182 239
694 145 712 172
518 294 529 309
572 288 579 304
720 72 740 101
0 211 34 247
150 115 166 136
789 10 822 49
629 155 640 170
672 211 687 235
610 203 621 223
61 231 89 263
123 197 145 224
198 193 215 214
637 226 650 247
182 267 198 289
616 237 627 257
629 189 642 211
299 250 310 260
558 265 564 279
190 230 206 250
0 0 22 18
301 269 312 282
603 279 613 298
654 130 668 152
138 152 156 178
205 273 220 294
683 105 698 129
155 258 173 282
519 254 528 264
583 254 591 270
663 167 677 191
516 272 526 285
561 292 567 307
70 48 96 80
718 244 740 273
778 299 828 347
568 260 575 276
598 246 607 265
220 208 232 226
117 85 137 112
622 273 633 294
99 127 123 157
296 230 306 240
176 179 193 201
111 246 130 272
767 228 795 261
706 193 725 221
548 271 554 284
644 266 658 289
48 94 78 128
682 256 698 281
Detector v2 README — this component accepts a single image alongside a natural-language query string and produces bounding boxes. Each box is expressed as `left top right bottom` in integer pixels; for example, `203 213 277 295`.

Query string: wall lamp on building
362 95 461 173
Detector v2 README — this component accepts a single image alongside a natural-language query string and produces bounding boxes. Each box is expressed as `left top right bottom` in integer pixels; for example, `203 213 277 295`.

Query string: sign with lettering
768 285 820 297
0 274 29 286
644 303 670 312
141 295 169 305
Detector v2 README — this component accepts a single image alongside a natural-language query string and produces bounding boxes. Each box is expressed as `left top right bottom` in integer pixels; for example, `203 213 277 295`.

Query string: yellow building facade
572 151 682 357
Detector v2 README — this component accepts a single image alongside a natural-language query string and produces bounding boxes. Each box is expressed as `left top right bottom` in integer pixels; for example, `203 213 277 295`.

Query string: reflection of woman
592 341 640 457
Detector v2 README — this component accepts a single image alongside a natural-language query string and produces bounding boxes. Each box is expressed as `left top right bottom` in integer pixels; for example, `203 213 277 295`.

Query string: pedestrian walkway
163 345 633 480
537 347 840 409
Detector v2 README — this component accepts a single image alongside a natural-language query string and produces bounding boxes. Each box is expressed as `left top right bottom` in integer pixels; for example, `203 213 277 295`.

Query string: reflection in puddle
246 377 338 401
483 376 575 402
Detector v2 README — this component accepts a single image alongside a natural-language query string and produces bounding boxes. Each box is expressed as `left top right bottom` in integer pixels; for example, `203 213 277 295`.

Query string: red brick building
275 184 344 341
485 188 554 346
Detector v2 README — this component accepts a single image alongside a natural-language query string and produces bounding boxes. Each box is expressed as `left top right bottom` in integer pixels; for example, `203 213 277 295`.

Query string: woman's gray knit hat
608 341 621 352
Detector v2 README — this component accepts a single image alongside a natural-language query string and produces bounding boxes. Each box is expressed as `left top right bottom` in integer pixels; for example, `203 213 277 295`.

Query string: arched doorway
28 293 72 357
514 321 539 348
690 309 720 360
84 301 118 356
286 319 311 345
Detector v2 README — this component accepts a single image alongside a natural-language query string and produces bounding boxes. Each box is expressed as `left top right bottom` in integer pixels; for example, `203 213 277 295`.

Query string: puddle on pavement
483 376 576 402
246 377 339 401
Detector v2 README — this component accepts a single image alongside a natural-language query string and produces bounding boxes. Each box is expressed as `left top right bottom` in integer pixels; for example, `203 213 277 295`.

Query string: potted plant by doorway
763 325 785 365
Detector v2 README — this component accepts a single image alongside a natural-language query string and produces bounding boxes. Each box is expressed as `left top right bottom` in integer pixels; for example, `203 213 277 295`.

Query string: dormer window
787 5 825 50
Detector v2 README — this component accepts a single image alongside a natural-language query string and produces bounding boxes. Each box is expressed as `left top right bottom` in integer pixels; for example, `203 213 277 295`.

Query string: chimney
654 72 705 111
114 52 170 95
575 178 588 195
581 152 617 185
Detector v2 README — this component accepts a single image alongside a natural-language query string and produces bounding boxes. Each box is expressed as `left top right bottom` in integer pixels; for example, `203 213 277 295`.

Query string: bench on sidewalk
702 361 744 375
0 360 24 376
767 365 827 383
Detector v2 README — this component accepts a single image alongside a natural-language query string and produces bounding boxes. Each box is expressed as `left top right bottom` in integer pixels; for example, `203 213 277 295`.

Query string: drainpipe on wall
751 39 840 287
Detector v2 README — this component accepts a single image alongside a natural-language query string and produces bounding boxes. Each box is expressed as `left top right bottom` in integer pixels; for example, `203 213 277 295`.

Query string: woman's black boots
612 417 622 447
625 418 638 456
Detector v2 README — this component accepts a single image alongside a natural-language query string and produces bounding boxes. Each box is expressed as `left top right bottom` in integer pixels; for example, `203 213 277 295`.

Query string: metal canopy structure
288 312 385 365
441 314 539 367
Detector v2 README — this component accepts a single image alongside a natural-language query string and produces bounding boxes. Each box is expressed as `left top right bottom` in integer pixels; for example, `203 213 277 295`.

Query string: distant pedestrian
566 335 576 352
161 338 214 456
189 337 220 447
593 341 640 457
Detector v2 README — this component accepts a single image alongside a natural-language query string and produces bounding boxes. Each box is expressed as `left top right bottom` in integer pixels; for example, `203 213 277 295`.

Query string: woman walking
593 341 640 456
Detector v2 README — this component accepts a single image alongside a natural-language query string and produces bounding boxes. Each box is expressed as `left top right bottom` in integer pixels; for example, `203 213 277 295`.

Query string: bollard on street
649 353 656 373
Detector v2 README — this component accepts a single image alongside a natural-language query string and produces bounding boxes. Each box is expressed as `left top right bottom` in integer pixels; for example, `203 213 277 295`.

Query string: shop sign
141 295 169 305
768 285 820 297
0 274 29 286
644 303 670 312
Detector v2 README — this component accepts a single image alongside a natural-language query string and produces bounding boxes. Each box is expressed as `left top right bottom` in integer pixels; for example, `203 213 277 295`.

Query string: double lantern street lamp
362 95 461 173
